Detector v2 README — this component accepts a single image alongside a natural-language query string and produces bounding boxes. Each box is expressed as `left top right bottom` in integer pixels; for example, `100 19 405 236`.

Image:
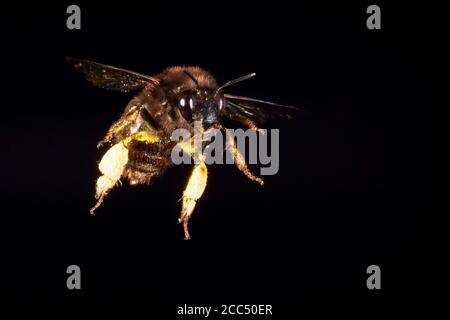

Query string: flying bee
67 57 295 239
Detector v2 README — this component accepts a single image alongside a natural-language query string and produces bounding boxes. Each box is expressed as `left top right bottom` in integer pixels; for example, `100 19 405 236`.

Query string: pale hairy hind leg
179 159 208 240
90 141 129 215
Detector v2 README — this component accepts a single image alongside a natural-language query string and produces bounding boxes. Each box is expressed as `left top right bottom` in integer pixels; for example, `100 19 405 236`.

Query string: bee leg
90 141 129 215
229 113 264 134
226 135 264 186
179 160 208 240
97 105 142 148
97 123 125 148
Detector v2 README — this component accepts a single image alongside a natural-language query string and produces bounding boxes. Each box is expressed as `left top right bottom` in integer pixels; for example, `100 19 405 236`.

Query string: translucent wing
224 94 297 124
66 57 159 92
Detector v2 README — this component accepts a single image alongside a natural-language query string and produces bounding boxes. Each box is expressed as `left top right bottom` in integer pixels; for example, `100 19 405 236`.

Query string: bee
67 57 295 239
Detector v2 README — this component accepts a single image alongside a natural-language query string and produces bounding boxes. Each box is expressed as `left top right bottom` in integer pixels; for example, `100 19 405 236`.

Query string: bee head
163 68 223 127
173 88 224 126
170 70 258 127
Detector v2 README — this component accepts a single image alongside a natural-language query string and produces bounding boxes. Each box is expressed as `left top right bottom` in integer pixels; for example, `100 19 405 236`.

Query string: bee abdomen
125 140 174 185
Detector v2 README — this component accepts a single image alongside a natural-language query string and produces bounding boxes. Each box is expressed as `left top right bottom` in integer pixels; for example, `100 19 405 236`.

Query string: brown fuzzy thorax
157 66 219 91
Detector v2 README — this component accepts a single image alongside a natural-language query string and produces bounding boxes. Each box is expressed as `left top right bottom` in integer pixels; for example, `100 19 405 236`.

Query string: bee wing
223 94 298 124
66 57 159 92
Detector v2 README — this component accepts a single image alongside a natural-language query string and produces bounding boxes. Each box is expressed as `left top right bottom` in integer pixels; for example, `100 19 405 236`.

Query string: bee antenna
183 70 199 86
215 72 256 97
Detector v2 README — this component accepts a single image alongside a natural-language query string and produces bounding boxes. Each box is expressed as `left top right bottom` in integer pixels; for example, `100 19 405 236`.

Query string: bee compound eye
174 93 194 121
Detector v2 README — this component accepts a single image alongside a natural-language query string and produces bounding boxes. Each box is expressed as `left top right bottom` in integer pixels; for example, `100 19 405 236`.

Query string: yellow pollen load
180 160 208 239
98 142 129 180
95 176 115 199
94 141 129 201
183 161 208 201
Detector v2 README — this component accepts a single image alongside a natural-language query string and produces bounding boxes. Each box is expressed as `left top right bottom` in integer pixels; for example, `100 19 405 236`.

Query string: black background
1 1 425 317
